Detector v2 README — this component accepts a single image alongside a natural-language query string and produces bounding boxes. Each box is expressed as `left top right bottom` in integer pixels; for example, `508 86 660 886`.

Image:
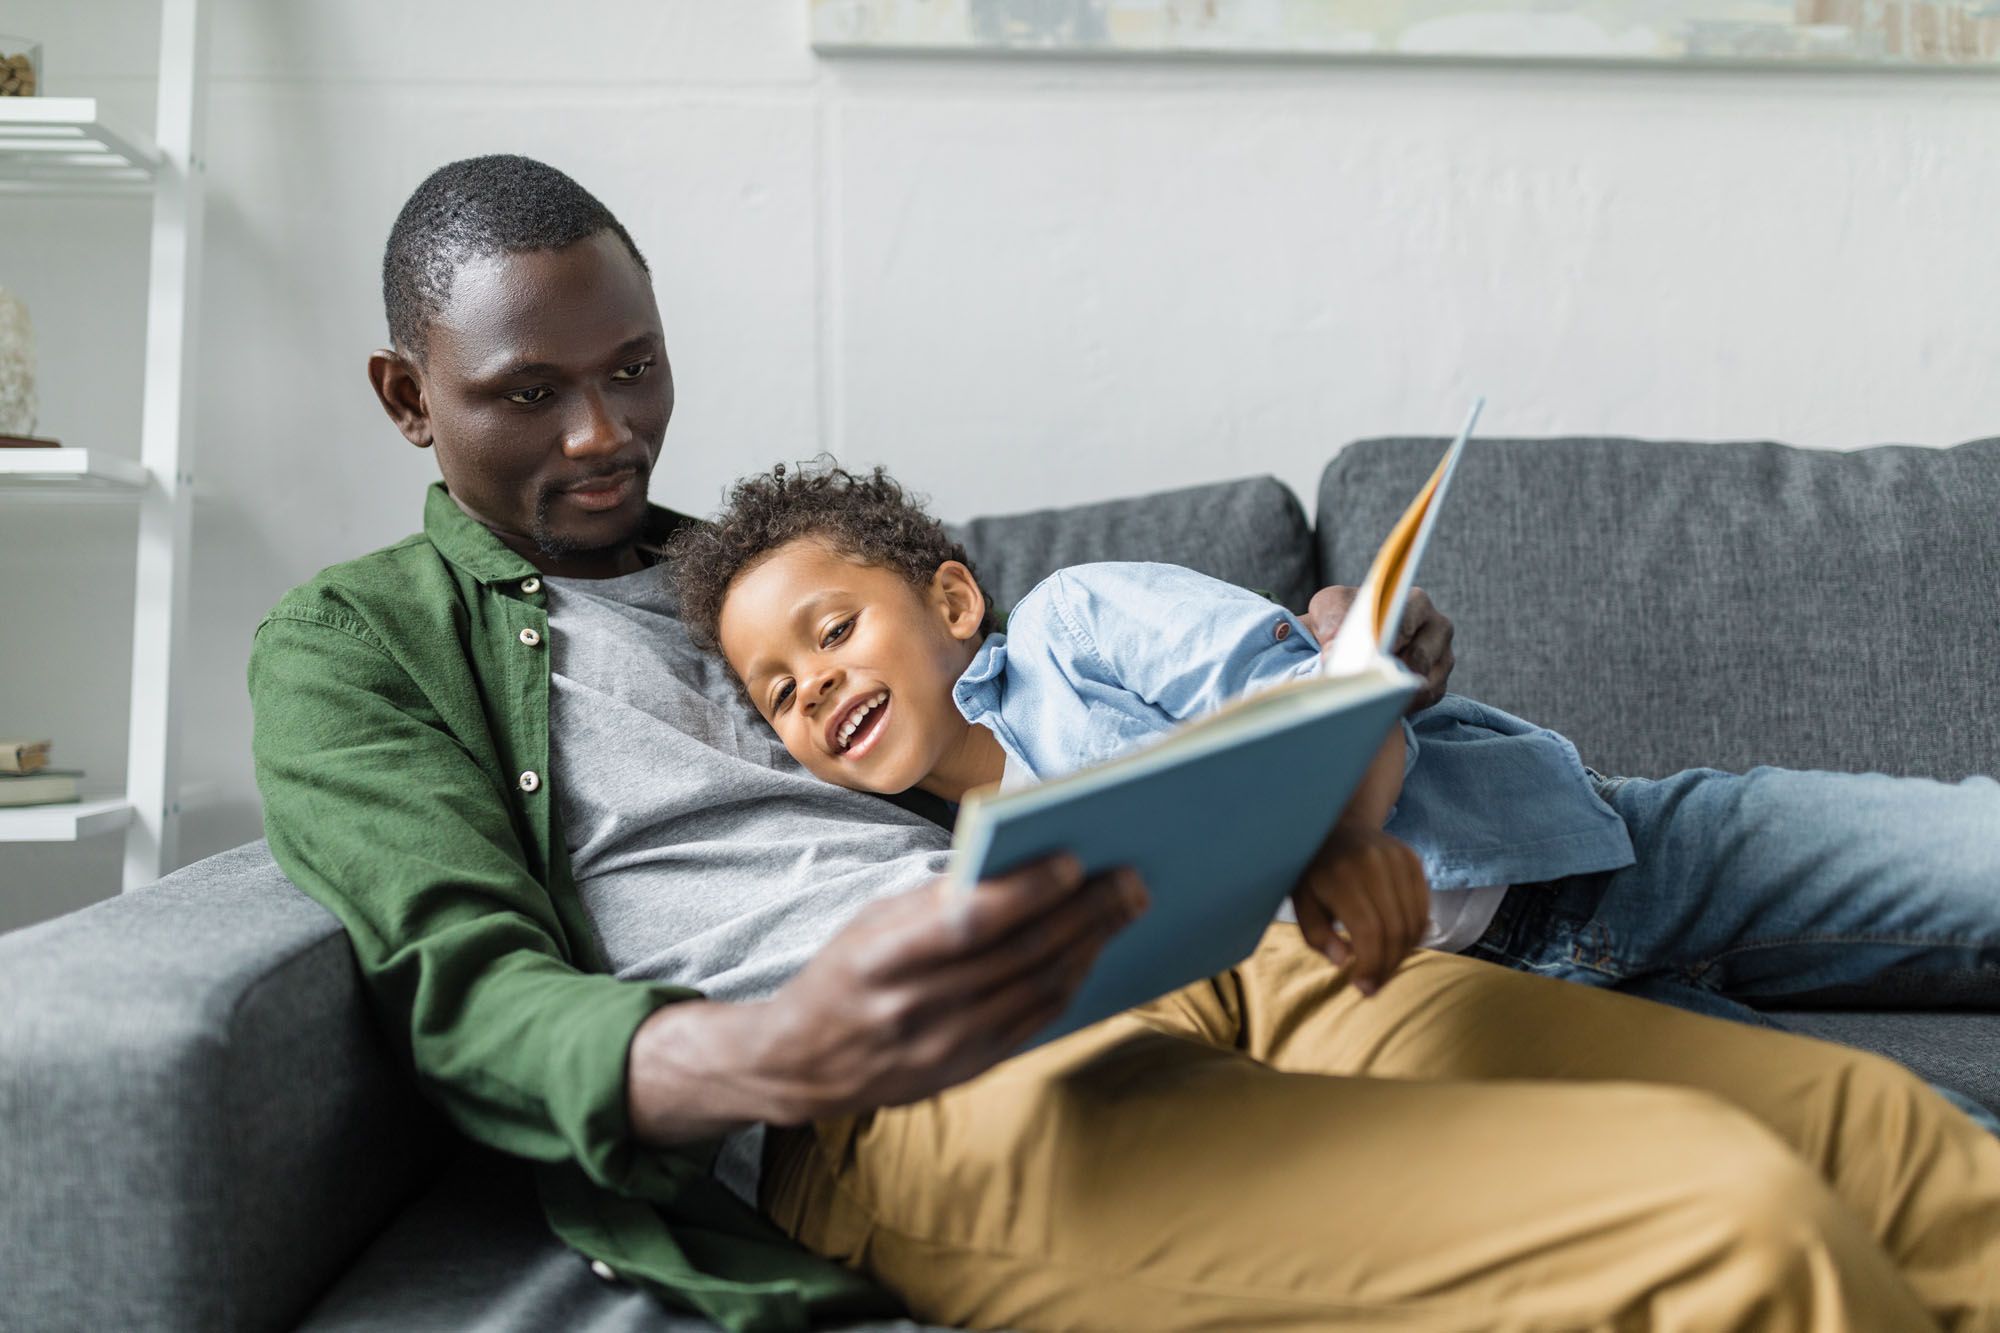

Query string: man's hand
625 856 1147 1142
1290 825 1429 997
1304 585 1456 713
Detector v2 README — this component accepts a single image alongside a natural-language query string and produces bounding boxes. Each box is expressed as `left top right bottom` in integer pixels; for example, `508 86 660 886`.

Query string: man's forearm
1338 725 1407 831
626 998 808 1145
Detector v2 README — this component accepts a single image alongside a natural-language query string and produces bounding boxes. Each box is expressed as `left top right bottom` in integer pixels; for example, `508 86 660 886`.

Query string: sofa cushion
297 1144 944 1333
0 841 444 1333
953 474 1314 615
1316 436 2000 780
1770 1011 2000 1115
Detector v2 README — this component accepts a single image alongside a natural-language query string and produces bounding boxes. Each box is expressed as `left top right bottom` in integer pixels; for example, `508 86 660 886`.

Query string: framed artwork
811 0 2000 67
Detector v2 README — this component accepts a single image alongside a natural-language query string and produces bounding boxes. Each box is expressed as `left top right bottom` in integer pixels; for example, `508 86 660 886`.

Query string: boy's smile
715 538 1005 800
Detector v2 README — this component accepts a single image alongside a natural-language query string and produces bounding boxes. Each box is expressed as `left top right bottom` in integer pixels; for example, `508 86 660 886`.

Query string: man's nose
563 388 633 459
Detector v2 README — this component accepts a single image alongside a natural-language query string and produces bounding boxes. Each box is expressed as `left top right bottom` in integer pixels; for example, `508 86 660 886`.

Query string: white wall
3 0 1996 928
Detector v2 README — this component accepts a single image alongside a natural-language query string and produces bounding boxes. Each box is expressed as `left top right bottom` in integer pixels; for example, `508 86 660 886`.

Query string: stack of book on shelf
1 739 82 807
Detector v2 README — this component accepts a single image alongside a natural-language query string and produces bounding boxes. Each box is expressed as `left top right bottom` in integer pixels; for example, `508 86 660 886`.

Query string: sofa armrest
0 841 443 1333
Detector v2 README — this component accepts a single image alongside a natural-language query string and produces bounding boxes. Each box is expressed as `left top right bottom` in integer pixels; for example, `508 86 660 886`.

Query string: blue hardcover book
950 400 1483 1051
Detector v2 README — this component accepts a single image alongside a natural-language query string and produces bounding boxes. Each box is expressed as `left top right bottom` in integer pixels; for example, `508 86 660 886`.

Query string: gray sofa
4 436 1996 1333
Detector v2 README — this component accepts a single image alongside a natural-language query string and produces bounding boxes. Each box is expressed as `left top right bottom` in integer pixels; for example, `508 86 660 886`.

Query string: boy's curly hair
669 458 996 651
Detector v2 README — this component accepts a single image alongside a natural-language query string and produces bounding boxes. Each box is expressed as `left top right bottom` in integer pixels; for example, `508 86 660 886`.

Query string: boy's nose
803 668 842 711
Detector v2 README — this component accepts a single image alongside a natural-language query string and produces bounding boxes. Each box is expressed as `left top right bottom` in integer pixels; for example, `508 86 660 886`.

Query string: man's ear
931 561 987 642
368 348 434 449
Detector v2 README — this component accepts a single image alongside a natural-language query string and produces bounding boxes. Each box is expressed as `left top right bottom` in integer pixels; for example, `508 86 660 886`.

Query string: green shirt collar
422 481 690 584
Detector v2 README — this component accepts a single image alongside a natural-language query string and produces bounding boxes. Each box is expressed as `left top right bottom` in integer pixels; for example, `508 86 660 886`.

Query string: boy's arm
1039 563 1325 717
1338 722 1408 831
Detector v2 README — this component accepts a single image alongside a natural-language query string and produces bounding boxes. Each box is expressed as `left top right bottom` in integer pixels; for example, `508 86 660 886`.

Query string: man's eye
505 386 553 405
611 361 651 381
772 680 795 711
820 617 854 649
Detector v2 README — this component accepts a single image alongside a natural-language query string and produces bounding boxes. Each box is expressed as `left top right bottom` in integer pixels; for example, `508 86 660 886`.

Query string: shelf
0 796 134 842
0 448 150 491
0 97 160 193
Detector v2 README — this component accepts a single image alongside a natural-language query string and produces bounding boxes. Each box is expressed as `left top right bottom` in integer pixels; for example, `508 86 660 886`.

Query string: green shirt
248 483 900 1332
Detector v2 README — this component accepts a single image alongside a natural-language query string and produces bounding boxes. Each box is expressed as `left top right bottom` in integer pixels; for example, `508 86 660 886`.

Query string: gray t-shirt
544 561 952 1201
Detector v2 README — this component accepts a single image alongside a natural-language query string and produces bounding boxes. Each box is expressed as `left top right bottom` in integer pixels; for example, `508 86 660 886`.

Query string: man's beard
529 466 648 560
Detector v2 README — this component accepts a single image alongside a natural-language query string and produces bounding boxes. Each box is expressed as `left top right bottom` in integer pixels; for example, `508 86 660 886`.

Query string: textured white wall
3 0 1997 927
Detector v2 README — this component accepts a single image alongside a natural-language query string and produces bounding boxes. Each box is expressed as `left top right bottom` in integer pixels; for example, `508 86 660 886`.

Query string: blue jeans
1466 765 2000 1136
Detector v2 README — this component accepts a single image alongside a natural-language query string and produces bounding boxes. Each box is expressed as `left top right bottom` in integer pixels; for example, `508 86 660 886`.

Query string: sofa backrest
1317 436 2000 780
953 474 1315 614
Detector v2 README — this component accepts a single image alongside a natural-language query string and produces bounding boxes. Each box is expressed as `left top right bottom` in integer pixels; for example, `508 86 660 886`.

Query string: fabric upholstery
1769 1011 2000 1113
0 842 443 1333
1315 436 2000 780
298 1145 941 1333
952 474 1315 614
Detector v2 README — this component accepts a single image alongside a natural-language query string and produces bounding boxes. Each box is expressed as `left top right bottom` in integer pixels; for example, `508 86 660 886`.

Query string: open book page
1322 398 1483 677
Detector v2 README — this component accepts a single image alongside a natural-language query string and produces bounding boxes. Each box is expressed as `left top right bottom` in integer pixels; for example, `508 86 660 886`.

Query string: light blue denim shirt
951 562 1636 891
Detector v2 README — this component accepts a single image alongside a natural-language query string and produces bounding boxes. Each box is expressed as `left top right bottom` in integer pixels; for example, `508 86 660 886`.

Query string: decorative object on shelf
0 770 83 808
0 286 37 438
0 434 61 447
1 739 52 775
810 0 2000 67
0 36 38 96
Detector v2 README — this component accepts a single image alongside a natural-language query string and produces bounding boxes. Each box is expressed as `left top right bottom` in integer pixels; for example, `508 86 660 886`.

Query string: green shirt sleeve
248 606 697 1193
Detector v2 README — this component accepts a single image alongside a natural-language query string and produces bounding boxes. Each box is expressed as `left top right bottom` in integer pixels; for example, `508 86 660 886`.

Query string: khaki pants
762 927 2000 1332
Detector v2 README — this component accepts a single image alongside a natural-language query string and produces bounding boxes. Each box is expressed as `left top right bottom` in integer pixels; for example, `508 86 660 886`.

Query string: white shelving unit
0 447 151 489
0 798 135 843
0 1 208 887
0 97 161 192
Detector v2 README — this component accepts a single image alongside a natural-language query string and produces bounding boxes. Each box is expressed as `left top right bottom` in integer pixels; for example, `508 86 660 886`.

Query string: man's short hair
670 458 998 652
381 154 649 360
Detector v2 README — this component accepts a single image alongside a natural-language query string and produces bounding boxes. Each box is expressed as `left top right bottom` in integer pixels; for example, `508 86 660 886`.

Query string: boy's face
717 538 985 795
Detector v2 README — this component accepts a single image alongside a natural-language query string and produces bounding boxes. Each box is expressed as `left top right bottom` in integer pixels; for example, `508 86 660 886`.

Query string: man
250 155 2000 1331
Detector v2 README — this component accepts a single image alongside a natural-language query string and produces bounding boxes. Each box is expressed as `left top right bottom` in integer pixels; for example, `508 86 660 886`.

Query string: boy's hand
1290 826 1429 996
1305 585 1456 712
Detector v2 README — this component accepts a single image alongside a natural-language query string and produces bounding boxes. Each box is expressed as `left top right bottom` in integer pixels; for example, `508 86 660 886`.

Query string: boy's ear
931 561 986 642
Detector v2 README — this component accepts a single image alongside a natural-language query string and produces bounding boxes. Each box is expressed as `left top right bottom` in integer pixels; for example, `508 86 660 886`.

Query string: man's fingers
1391 587 1433 651
909 904 1123 1084
882 853 1098 976
1404 618 1453 680
1394 590 1455 709
897 865 1145 1001
1305 585 1361 648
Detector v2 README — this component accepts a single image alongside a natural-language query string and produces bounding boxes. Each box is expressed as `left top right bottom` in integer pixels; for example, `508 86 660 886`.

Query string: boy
673 459 2000 1137
670 459 1639 995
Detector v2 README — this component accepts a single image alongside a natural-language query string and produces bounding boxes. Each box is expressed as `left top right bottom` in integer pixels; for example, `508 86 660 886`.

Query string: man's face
402 231 673 561
718 538 985 795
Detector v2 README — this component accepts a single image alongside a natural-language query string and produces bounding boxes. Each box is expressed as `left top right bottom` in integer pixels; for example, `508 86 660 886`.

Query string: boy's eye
611 360 651 381
771 679 795 712
505 386 553 405
820 617 854 649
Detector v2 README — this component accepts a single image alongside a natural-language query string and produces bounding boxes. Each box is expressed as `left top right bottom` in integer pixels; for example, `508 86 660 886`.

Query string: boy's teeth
838 691 888 750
